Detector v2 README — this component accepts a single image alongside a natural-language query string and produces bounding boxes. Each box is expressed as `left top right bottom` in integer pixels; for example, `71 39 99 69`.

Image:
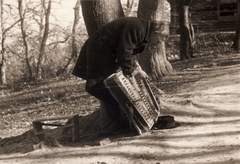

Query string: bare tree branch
6 45 24 59
3 19 20 35
47 36 70 46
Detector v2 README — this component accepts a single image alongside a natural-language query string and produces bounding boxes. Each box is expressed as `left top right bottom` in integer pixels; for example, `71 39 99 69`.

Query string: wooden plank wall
168 0 238 34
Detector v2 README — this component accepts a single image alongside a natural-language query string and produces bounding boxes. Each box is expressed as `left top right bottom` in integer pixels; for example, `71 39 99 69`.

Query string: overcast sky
4 0 77 27
4 0 129 27
52 0 76 26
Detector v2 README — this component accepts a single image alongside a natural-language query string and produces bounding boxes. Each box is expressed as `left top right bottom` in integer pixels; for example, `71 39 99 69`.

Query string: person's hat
152 115 180 130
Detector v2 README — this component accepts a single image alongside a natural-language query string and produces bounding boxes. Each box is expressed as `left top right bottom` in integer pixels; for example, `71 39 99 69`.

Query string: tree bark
81 0 124 36
18 0 33 81
232 0 240 51
0 0 7 85
36 0 51 80
0 37 7 85
178 0 195 60
137 0 175 80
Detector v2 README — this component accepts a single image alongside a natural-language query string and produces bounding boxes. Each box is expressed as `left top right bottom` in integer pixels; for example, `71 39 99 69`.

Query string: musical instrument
104 70 161 134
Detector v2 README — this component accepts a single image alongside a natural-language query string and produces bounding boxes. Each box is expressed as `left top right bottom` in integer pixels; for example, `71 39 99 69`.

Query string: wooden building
169 0 240 34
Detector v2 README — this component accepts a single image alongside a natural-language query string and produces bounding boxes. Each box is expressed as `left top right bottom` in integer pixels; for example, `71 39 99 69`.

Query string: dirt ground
0 53 240 164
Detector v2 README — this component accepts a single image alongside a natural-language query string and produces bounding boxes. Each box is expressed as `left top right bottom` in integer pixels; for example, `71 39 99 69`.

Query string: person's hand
131 62 148 79
137 69 149 79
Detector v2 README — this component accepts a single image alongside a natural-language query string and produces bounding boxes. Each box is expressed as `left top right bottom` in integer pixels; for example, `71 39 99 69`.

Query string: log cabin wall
168 0 239 34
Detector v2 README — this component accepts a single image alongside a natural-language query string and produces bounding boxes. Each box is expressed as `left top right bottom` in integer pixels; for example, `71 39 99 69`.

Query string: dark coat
72 17 150 87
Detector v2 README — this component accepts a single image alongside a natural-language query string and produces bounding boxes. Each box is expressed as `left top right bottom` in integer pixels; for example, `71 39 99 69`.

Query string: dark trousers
86 81 121 119
86 81 123 133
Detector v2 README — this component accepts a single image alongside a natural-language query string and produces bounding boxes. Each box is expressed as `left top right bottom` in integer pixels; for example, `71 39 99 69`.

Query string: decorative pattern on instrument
117 73 157 128
104 71 161 134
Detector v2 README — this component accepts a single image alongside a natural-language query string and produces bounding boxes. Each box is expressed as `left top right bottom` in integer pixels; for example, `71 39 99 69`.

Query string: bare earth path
0 54 240 164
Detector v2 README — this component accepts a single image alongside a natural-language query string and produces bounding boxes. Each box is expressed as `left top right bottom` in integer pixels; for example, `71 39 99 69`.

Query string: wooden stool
32 114 79 142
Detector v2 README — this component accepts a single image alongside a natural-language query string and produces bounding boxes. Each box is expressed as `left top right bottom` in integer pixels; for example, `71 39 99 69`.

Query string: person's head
149 20 169 44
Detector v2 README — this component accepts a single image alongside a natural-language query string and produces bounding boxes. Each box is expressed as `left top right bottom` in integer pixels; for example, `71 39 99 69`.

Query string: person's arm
116 24 148 79
116 25 142 76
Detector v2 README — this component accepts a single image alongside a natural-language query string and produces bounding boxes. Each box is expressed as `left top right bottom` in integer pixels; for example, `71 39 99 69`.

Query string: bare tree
57 0 81 76
71 0 81 63
81 0 124 36
1 0 20 85
18 0 33 81
137 0 175 80
178 0 195 60
36 0 52 80
0 0 6 85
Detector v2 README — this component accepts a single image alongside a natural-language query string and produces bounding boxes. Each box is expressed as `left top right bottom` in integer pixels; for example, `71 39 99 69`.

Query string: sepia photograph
0 0 240 163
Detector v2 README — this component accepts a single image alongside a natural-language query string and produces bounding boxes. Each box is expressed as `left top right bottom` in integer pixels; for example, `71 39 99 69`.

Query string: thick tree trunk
178 0 195 60
81 0 124 36
137 0 174 80
36 0 51 80
232 1 240 51
18 0 33 81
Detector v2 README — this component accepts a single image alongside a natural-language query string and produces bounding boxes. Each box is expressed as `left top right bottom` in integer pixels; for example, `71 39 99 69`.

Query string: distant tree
137 0 175 80
81 0 124 36
71 0 81 63
57 0 81 76
18 0 33 81
18 0 53 80
0 0 6 85
232 0 240 51
1 0 20 85
36 0 52 80
178 0 195 60
1 0 81 83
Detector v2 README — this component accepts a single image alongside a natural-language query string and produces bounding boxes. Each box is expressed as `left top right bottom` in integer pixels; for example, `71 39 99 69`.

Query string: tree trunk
81 0 124 36
178 0 195 60
232 1 240 51
137 0 175 80
57 0 81 76
36 0 51 80
168 0 178 34
18 0 33 81
71 0 81 62
0 37 7 85
0 0 7 85
1 0 21 85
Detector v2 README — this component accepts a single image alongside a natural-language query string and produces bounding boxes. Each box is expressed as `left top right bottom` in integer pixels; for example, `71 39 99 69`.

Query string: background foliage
0 0 236 88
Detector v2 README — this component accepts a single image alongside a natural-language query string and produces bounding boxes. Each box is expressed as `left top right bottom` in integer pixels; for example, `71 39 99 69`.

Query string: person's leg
100 100 120 134
100 100 131 134
86 81 123 134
